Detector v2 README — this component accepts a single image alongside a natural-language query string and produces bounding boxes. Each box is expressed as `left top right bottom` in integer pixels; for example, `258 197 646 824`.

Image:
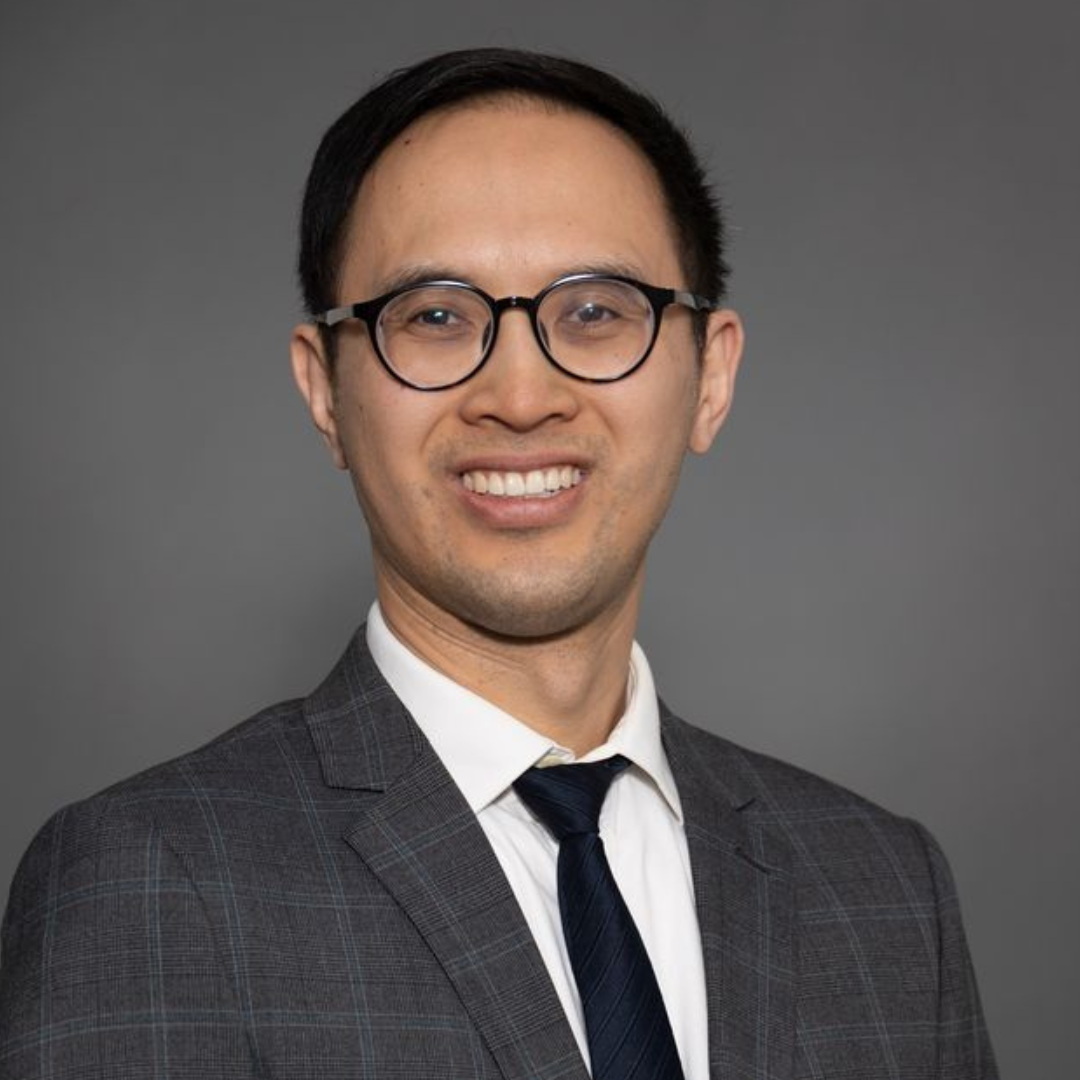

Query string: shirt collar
365 601 682 822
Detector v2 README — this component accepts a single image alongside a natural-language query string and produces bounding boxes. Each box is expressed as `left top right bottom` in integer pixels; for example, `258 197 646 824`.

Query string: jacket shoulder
3 696 307 915
664 711 904 815
0 705 314 1076
663 710 939 882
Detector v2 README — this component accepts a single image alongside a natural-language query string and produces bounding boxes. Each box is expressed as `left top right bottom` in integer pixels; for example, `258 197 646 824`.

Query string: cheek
611 363 701 464
336 379 443 506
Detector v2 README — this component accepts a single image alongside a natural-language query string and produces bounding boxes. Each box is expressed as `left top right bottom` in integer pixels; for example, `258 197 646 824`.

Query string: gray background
1 0 1076 1072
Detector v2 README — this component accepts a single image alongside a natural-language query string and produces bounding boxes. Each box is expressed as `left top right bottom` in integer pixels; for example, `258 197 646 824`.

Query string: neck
374 569 643 757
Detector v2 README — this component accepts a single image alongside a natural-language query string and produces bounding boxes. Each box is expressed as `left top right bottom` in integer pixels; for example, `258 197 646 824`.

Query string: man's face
292 99 742 640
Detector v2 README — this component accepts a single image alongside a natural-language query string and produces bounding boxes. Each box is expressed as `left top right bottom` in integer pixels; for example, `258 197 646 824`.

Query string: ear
290 323 348 470
688 308 744 455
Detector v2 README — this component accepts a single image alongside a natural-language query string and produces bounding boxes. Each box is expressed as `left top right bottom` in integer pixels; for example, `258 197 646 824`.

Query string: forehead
341 98 682 294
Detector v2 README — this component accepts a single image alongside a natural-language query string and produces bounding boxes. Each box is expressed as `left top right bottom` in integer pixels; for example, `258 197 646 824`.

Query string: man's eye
413 307 460 327
398 306 477 337
568 302 618 326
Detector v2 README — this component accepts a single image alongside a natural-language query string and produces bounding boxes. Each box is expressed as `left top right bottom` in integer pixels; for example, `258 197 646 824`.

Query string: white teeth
460 465 585 498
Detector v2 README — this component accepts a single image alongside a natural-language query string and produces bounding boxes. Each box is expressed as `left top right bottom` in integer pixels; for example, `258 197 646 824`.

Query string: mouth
460 465 584 499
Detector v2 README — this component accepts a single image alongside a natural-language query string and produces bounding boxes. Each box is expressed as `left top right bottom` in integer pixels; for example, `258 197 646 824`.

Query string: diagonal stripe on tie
514 755 685 1080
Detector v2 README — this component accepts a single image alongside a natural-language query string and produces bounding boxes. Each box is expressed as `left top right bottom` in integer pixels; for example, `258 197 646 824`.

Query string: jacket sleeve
0 799 257 1079
912 821 999 1080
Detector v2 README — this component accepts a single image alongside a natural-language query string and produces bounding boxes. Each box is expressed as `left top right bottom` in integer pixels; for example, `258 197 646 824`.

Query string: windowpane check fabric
0 628 998 1078
514 757 685 1080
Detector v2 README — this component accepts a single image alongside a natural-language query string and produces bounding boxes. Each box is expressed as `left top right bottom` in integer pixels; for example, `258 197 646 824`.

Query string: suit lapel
304 629 588 1080
662 709 796 1080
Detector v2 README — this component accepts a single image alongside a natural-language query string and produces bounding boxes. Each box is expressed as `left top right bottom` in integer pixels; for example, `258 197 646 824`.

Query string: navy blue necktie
514 756 685 1080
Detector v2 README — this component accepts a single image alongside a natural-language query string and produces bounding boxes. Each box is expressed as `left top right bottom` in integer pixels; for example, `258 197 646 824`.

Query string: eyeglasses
313 273 716 390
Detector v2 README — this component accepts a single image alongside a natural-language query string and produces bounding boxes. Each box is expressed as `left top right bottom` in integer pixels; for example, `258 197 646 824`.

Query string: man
0 48 996 1078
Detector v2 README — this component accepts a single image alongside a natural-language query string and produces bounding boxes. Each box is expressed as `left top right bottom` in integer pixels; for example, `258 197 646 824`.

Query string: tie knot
513 755 630 841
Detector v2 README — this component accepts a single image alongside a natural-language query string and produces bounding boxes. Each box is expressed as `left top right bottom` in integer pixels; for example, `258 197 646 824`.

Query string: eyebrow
371 258 651 298
373 265 470 295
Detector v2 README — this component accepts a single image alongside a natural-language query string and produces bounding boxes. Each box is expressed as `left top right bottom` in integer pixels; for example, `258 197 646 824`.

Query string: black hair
298 47 728 338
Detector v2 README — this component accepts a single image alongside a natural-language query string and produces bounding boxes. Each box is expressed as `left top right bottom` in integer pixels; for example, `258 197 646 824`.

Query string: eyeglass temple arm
313 304 359 327
672 290 718 312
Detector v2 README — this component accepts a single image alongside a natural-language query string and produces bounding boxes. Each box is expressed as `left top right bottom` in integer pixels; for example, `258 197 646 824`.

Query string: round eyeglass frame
313 272 717 391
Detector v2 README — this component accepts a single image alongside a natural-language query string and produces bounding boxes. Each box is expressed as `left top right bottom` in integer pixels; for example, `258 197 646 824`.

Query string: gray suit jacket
0 628 997 1078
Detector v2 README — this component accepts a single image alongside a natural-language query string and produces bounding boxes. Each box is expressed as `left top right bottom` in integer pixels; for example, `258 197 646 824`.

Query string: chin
430 559 642 643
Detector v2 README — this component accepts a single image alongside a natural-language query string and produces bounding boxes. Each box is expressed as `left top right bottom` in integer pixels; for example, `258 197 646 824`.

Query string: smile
461 466 584 498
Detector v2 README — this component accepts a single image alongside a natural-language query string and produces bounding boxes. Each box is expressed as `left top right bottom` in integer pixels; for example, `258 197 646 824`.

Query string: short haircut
298 47 728 336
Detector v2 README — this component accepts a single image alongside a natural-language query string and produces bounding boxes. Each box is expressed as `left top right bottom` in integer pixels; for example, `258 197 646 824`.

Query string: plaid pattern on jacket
0 628 997 1078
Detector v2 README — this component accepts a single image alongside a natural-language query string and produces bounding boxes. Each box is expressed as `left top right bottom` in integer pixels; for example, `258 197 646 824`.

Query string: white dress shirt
366 602 708 1079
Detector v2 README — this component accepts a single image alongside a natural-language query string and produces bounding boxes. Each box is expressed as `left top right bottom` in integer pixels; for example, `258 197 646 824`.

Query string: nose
456 307 580 432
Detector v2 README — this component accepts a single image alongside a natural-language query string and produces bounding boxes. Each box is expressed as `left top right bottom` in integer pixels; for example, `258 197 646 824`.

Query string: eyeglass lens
374 279 657 388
